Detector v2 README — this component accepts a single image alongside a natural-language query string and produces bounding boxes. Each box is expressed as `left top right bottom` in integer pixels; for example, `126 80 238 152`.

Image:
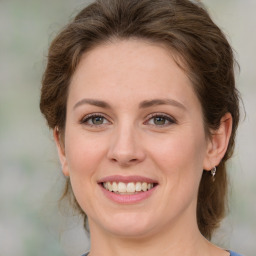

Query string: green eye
147 114 176 127
153 117 167 125
91 116 104 125
154 117 166 125
81 114 109 126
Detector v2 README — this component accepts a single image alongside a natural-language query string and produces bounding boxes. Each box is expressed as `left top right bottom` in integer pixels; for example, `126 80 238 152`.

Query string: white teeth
126 182 136 193
118 182 127 193
102 181 155 193
112 182 118 192
135 182 142 191
142 182 147 192
107 182 112 192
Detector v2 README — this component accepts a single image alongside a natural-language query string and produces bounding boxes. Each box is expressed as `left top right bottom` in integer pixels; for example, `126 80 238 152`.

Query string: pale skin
54 39 232 256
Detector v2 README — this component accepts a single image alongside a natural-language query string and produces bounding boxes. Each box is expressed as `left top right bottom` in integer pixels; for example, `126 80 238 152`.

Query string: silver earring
211 167 216 181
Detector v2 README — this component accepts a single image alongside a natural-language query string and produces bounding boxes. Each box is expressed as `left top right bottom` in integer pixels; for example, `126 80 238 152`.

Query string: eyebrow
73 98 111 110
73 98 186 110
139 99 186 110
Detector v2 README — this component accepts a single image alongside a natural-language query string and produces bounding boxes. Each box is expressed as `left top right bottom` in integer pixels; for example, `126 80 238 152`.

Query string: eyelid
80 112 112 126
79 112 176 127
144 112 177 126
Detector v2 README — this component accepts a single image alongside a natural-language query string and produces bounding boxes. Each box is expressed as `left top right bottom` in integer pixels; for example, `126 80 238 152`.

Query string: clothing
229 251 243 256
81 250 243 256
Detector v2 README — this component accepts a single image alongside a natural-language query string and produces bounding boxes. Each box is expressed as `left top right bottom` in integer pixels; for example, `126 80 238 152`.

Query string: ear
53 127 69 177
203 112 233 171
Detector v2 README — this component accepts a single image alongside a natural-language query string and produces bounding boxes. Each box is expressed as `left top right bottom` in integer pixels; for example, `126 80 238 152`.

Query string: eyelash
80 113 176 127
80 113 111 127
144 113 176 127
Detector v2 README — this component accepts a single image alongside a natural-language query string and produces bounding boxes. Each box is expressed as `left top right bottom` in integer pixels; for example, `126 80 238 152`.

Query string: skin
54 39 232 256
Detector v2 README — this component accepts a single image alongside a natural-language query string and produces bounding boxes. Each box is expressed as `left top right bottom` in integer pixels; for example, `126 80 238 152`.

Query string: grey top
81 250 243 256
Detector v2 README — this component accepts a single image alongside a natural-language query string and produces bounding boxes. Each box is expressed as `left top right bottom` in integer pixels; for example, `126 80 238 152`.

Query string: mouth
101 181 158 194
98 175 158 203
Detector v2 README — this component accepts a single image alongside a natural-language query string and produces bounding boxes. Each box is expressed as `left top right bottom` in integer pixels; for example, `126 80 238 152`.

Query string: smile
102 181 155 194
98 175 158 203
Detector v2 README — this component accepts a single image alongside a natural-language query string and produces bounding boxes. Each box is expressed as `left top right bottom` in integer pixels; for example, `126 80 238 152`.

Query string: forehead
68 39 201 111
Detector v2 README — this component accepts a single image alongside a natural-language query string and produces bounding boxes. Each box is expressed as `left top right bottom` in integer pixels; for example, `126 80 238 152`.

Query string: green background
0 0 255 255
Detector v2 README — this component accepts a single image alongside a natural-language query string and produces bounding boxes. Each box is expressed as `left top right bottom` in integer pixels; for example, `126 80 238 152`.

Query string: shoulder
81 251 243 256
229 250 244 256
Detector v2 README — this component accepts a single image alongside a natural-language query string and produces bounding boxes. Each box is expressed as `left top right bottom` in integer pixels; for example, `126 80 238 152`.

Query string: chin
97 211 156 238
105 224 153 238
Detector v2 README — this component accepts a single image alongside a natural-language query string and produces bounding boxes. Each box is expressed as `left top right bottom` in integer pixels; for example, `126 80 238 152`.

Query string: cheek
64 132 109 211
147 129 206 179
65 131 108 177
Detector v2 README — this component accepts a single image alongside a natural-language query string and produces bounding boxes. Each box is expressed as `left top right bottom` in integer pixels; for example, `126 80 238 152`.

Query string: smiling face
55 39 214 239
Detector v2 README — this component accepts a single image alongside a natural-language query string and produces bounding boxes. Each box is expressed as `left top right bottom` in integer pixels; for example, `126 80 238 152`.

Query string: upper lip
97 175 158 184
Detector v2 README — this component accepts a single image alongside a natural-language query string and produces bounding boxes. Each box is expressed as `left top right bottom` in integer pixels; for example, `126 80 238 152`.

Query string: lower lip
100 185 158 204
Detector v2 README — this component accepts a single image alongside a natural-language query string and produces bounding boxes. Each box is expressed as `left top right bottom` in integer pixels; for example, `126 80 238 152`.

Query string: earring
211 167 216 182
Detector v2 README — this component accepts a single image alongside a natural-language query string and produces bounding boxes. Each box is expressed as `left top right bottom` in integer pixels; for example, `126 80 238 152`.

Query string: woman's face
56 39 214 238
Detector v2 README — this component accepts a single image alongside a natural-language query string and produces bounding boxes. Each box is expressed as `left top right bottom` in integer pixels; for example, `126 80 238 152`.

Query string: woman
40 0 242 255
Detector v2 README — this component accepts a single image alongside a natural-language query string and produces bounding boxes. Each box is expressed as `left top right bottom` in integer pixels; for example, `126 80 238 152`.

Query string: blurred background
0 0 255 255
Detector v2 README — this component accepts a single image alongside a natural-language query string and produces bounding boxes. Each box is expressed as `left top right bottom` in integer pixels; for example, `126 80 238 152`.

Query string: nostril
109 155 139 164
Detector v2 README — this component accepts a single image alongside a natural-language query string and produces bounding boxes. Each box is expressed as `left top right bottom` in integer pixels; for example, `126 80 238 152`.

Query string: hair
40 0 240 240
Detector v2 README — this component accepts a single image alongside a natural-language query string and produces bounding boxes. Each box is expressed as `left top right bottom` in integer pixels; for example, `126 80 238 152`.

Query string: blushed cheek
65 136 107 178
149 136 204 177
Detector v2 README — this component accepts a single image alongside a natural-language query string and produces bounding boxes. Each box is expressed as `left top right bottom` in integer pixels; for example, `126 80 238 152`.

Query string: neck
88 215 211 256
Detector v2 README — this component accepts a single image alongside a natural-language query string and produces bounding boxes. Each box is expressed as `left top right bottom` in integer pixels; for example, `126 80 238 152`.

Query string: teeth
107 182 112 192
135 182 141 192
147 183 153 190
142 182 147 192
126 182 136 193
112 182 118 192
118 182 126 193
103 181 155 193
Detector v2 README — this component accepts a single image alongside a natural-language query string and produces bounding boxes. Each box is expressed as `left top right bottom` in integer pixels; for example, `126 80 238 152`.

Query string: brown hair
40 0 240 240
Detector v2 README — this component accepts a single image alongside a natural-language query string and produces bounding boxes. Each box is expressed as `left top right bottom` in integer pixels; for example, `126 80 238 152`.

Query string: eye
81 114 110 126
146 113 176 127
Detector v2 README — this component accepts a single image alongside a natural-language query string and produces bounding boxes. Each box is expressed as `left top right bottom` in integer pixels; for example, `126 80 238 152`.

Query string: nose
107 123 146 167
